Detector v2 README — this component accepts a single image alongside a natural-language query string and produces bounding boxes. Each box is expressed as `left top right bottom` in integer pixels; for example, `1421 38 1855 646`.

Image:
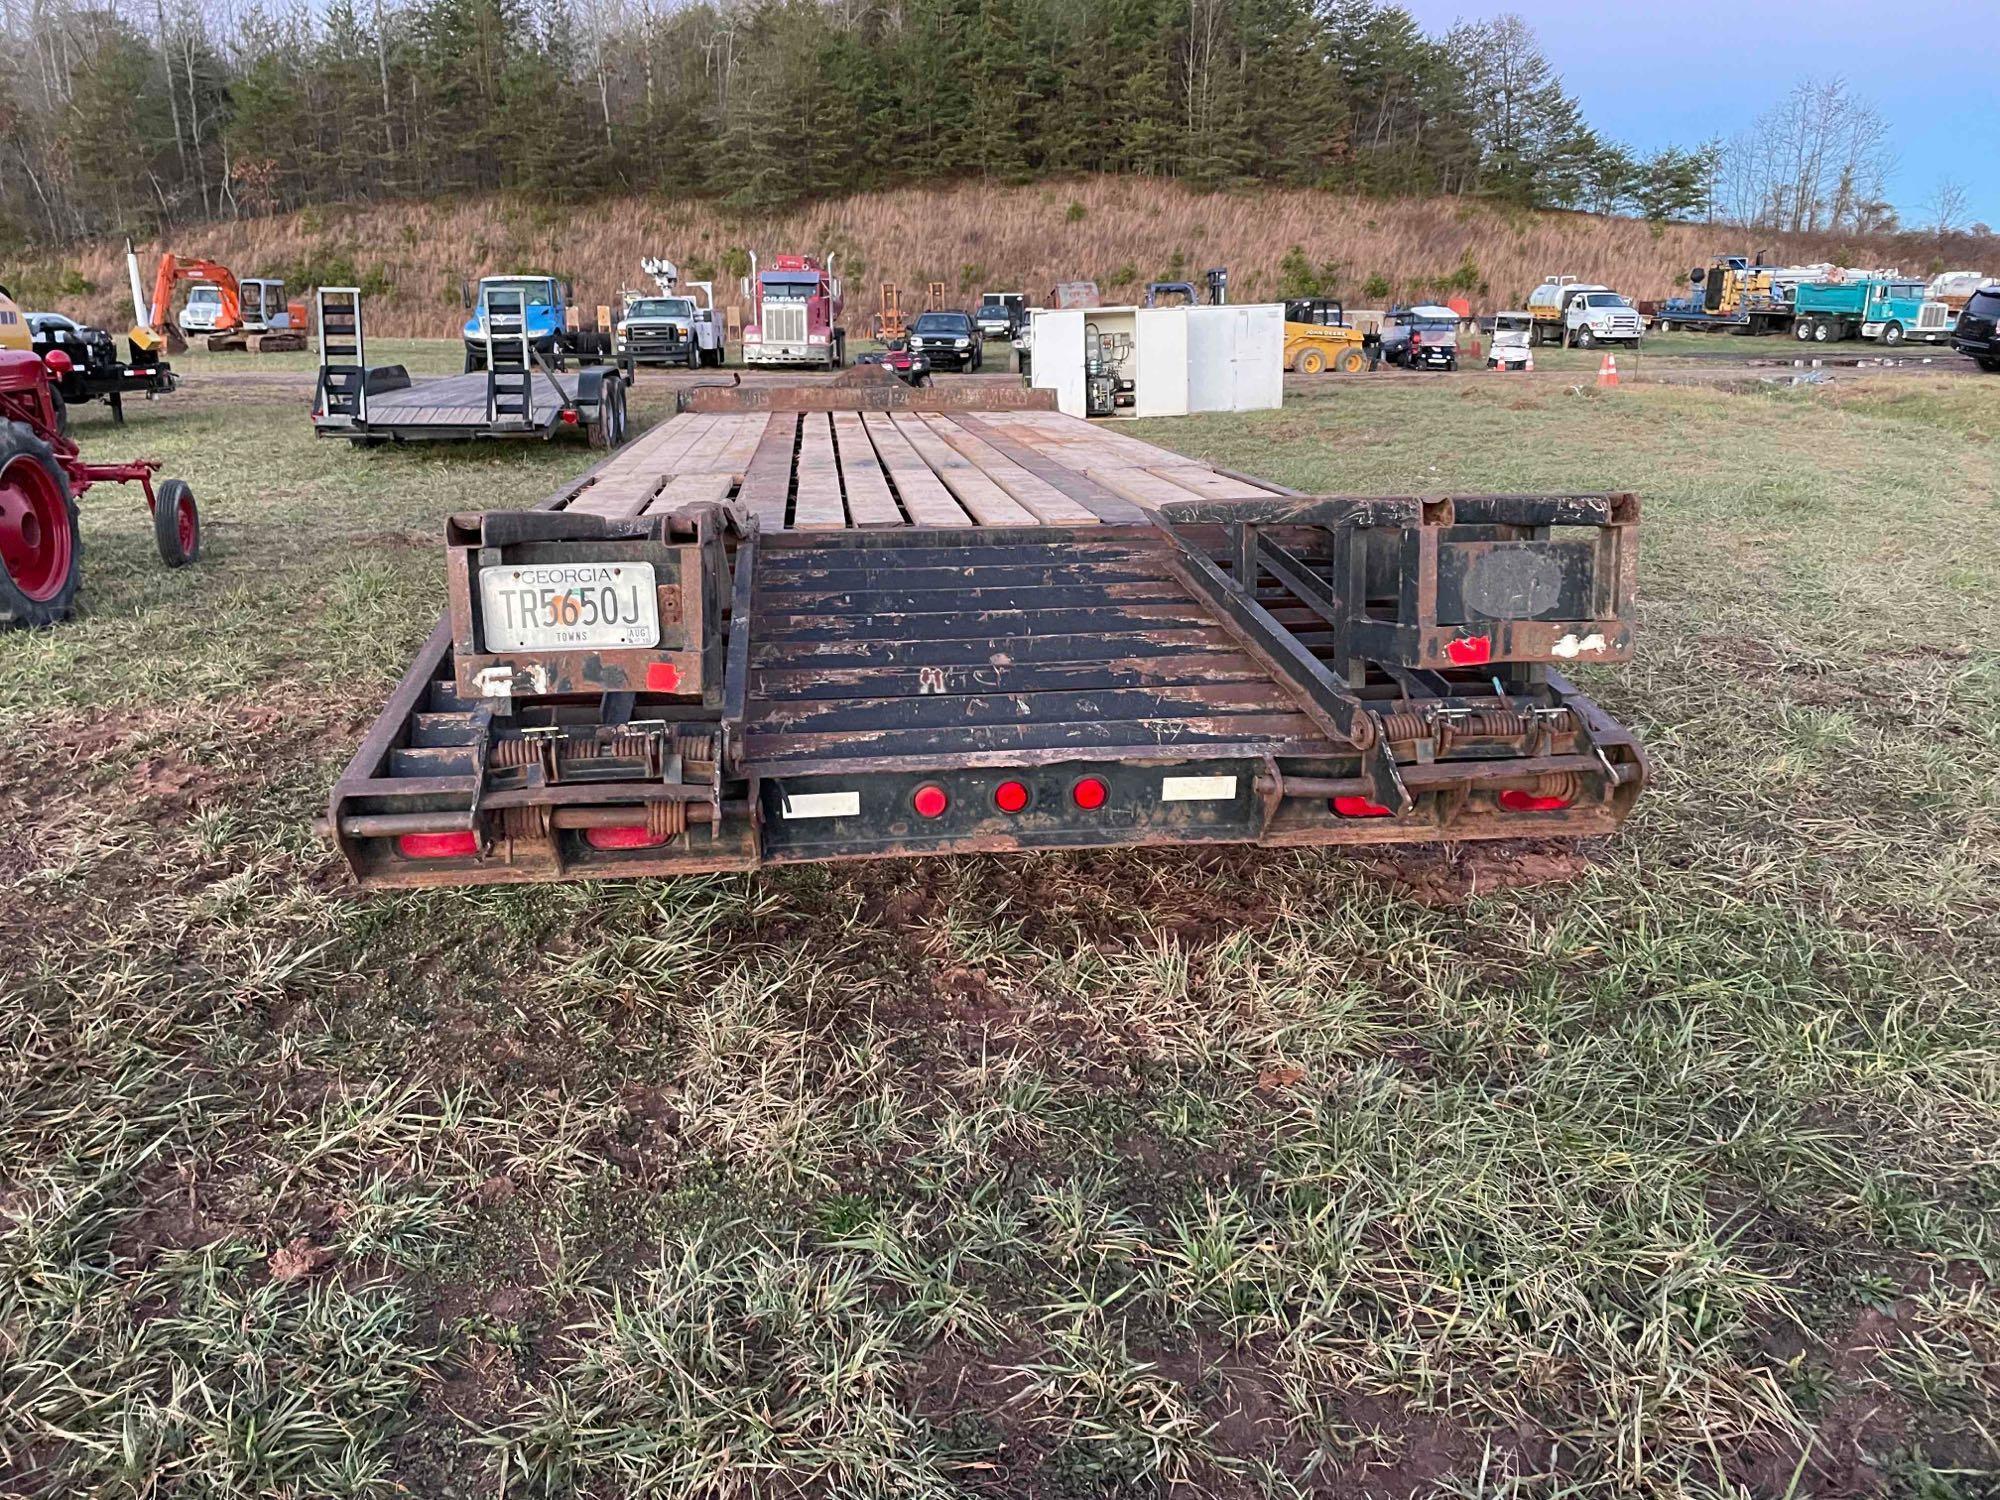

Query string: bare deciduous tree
1724 76 1895 235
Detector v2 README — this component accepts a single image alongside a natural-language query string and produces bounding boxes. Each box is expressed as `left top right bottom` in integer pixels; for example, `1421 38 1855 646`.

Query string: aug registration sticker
479 562 661 651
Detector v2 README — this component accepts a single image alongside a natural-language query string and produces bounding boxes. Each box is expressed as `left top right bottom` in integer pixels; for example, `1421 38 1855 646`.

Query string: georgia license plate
479 562 660 651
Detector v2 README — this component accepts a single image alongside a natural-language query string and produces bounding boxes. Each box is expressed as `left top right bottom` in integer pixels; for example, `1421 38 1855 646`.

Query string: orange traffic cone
1597 352 1619 387
1525 349 1534 373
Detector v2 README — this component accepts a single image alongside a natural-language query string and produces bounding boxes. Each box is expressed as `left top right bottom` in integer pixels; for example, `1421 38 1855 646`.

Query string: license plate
479 562 660 651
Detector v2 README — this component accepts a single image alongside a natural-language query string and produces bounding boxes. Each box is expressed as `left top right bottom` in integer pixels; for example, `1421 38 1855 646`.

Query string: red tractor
0 347 198 627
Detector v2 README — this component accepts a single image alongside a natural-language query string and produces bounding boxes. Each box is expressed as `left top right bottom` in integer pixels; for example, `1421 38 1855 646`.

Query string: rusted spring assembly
1260 757 1628 804
335 800 747 841
1375 708 1574 746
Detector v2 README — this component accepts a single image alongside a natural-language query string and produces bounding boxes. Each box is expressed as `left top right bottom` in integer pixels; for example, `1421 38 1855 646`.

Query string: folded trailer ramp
325 391 1646 888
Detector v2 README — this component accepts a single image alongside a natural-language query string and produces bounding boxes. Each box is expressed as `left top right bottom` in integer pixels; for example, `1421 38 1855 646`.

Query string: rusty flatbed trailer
325 381 1645 888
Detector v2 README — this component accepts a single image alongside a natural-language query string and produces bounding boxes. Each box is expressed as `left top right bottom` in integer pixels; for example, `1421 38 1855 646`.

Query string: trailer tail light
1331 795 1392 818
1498 789 1573 813
993 780 1030 813
1070 776 1109 810
585 824 668 850
397 830 479 859
1445 635 1492 666
912 784 949 819
560 409 579 425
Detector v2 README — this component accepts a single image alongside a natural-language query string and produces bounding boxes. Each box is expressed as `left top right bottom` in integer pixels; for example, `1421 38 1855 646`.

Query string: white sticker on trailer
1161 774 1237 802
781 790 861 820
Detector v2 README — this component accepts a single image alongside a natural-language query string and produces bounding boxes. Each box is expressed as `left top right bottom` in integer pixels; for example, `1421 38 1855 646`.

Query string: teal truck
1791 277 1953 346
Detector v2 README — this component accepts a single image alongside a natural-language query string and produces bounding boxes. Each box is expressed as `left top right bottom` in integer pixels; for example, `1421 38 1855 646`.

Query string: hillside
12 177 1995 337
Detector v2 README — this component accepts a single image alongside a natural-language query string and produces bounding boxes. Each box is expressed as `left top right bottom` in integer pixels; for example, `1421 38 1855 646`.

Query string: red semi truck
741 253 846 369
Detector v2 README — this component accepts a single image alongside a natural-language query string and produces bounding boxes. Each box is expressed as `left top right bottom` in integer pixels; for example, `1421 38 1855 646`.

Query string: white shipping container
1029 302 1283 419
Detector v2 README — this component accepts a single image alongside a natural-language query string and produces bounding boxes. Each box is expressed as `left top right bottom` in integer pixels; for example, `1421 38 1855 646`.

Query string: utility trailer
324 384 1646 888
311 288 628 448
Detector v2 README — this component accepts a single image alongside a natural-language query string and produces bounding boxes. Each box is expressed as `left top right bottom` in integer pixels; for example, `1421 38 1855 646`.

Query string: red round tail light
994 780 1030 813
1070 776 1108 810
1331 795 1392 819
912 784 949 818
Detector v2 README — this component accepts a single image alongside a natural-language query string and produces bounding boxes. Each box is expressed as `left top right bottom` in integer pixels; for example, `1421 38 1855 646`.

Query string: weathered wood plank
737 413 801 532
791 413 846 529
889 413 1039 526
641 472 734 516
919 414 1100 525
831 413 904 528
861 412 971 526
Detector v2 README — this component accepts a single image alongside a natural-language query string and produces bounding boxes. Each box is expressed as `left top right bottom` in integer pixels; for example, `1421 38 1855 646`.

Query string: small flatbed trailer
325 380 1646 888
311 288 627 448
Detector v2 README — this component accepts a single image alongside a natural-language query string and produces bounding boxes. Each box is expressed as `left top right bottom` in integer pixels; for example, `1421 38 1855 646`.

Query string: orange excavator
148 254 308 354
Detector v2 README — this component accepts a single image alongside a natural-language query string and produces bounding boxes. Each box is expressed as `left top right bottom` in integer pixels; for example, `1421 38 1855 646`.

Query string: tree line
1 0 1731 252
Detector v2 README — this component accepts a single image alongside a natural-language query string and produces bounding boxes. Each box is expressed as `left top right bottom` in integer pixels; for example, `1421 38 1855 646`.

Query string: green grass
2 372 1997 1496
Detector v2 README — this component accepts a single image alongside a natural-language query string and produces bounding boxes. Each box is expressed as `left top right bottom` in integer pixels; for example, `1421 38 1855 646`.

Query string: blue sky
1401 0 1995 230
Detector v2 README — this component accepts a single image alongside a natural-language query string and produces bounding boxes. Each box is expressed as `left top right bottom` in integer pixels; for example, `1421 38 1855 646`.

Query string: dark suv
1952 284 2000 371
907 311 982 372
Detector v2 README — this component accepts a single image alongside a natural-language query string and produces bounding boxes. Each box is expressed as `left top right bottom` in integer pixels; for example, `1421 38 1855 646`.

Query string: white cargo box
1028 303 1283 419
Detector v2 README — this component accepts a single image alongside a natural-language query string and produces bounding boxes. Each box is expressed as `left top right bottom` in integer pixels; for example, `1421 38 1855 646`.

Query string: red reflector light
1498 789 1573 813
560 409 580 425
1331 795 1392 818
1070 776 1108 810
397 830 479 858
584 824 667 849
994 780 1030 813
912 784 949 818
1445 635 1492 666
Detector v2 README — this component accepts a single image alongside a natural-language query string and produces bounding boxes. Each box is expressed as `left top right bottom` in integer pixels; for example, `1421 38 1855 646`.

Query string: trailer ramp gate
326 397 1645 888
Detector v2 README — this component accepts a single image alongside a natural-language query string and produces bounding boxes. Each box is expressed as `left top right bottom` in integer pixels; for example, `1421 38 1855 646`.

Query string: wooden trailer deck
354 370 581 429
553 408 1293 530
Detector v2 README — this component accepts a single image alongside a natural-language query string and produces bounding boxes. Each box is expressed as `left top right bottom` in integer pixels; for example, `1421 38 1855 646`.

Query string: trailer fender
572 365 621 412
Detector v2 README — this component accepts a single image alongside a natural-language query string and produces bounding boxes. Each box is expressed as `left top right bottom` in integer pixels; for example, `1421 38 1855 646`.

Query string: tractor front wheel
0 420 82 627
1335 347 1367 374
154 478 200 567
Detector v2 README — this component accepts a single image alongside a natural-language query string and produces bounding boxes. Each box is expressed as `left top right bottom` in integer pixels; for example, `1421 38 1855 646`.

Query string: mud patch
1350 840 1600 905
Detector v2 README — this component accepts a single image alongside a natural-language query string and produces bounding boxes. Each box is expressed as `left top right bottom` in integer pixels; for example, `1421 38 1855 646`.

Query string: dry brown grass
28 176 1997 338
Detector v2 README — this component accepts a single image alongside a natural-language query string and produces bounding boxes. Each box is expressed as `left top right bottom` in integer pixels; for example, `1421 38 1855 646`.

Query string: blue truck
461 275 613 372
1790 276 1953 346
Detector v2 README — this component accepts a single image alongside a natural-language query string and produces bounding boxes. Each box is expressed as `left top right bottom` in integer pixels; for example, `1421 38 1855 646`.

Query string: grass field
2 367 1996 1497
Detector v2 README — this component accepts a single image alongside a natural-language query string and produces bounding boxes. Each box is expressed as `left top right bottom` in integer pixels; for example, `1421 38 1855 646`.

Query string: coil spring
501 804 552 843
491 736 539 769
1375 708 1575 745
677 731 718 766
1376 712 1431 744
1527 770 1581 801
649 799 689 841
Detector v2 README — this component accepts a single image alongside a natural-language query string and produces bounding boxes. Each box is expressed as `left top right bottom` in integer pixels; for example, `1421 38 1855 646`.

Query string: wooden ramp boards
552 406 1286 531
364 370 574 428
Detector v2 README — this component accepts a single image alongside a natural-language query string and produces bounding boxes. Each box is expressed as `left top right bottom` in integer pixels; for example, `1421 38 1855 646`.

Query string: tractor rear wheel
1296 347 1327 375
153 478 200 567
0 421 82 628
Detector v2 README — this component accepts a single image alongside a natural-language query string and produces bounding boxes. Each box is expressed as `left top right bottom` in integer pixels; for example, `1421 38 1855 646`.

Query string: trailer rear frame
325 389 1646 888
